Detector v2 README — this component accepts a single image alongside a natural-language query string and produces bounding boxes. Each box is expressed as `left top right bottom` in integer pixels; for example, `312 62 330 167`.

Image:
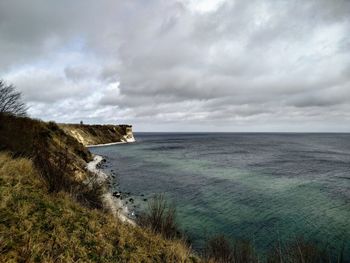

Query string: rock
129 198 134 203
113 192 121 198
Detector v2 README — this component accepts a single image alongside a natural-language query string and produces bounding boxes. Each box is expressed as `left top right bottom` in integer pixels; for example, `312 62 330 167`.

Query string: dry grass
0 114 104 208
137 194 182 240
202 234 346 263
0 114 91 164
0 153 197 263
203 235 258 263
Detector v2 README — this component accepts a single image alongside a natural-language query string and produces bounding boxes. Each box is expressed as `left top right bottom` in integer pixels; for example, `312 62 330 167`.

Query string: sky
1 0 350 132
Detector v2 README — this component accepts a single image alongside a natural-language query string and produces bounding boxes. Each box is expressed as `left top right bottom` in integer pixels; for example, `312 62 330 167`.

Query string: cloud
0 0 350 131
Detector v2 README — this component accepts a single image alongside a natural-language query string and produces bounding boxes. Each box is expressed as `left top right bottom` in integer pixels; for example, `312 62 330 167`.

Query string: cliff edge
0 114 194 262
60 123 135 146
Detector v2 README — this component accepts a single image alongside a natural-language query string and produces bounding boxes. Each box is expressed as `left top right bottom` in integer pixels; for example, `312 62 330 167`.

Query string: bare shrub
232 240 258 263
0 80 27 116
267 237 344 263
204 235 233 263
33 131 103 209
203 235 258 263
137 194 181 239
33 131 72 193
74 176 105 210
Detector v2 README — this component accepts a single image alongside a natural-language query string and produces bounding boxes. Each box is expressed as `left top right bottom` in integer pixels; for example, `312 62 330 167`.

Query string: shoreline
87 141 127 148
87 155 135 225
87 138 136 148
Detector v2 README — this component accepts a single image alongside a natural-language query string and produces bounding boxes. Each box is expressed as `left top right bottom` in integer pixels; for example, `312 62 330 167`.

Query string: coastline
87 155 135 226
87 138 136 148
87 141 127 148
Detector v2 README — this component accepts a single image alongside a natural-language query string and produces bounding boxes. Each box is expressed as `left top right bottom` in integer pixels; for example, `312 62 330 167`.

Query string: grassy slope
0 114 92 181
0 153 193 262
60 124 130 146
0 114 195 262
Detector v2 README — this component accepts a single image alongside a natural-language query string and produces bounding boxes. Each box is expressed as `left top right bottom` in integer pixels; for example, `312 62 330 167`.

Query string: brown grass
203 235 258 263
0 114 105 208
0 114 91 163
202 234 346 263
0 153 197 263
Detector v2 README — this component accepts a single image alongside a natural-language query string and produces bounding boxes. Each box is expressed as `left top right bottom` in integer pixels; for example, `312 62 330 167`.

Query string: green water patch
91 136 350 257
176 169 350 252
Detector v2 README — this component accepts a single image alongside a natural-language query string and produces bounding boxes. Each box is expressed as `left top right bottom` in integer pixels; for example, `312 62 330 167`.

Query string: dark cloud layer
1 0 350 131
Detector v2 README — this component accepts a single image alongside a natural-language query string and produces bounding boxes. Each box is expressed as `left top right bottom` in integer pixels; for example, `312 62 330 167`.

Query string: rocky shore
86 155 135 225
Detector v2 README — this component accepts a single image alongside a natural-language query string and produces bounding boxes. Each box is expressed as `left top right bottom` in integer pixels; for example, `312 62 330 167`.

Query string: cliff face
60 124 135 146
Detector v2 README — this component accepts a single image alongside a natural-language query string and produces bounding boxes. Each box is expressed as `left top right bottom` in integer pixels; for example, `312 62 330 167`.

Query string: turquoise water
90 133 350 257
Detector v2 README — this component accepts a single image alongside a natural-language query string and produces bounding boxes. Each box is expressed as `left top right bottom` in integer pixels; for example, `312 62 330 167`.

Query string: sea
90 133 350 257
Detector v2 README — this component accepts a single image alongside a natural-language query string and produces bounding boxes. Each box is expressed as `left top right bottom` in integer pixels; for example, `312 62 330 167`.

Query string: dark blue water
90 133 350 256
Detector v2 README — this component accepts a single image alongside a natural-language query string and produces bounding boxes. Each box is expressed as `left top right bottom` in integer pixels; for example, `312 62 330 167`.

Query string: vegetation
202 234 346 263
0 113 195 262
0 80 27 116
137 194 181 240
203 235 256 263
0 114 104 208
0 153 194 262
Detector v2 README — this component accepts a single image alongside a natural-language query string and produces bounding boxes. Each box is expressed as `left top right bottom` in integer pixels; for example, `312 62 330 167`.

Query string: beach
86 155 135 225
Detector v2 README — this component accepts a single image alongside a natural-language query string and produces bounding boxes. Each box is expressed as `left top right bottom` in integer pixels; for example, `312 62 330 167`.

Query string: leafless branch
0 79 27 116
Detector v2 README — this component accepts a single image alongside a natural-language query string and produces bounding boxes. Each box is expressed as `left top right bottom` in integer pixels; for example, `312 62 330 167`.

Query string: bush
266 237 345 263
204 235 233 263
0 114 100 208
203 234 346 263
137 194 181 240
47 121 60 131
74 176 105 210
33 138 71 193
203 235 258 263
34 139 104 209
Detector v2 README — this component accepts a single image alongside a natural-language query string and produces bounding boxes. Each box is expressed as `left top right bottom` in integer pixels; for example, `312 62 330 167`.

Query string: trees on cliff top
0 79 27 117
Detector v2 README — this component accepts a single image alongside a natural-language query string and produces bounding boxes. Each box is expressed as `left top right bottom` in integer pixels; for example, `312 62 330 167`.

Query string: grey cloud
6 68 98 103
1 0 350 131
64 65 101 82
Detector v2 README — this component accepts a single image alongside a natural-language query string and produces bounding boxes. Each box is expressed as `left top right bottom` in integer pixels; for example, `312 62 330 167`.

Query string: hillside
0 114 195 262
60 124 135 146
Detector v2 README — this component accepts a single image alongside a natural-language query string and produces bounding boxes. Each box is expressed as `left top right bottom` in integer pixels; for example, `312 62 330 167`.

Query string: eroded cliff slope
60 124 135 146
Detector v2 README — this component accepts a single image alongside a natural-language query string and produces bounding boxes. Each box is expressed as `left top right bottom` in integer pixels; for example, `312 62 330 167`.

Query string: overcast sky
1 0 350 132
